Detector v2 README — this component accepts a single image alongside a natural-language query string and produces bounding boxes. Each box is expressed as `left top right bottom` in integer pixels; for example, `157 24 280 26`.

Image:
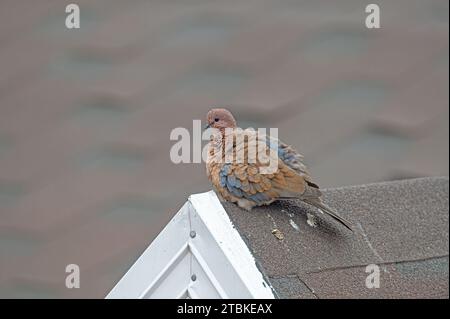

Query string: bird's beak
204 123 211 130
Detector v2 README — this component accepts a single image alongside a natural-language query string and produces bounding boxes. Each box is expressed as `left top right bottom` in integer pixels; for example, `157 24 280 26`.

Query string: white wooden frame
106 191 275 299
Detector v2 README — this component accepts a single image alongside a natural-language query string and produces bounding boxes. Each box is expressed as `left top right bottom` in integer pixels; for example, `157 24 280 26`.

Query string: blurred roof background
0 0 448 298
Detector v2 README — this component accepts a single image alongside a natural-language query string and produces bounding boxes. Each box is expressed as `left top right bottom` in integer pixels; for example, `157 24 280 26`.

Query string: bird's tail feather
303 199 353 231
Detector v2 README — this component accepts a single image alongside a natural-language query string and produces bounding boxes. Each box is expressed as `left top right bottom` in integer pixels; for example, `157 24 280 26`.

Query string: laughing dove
205 108 353 231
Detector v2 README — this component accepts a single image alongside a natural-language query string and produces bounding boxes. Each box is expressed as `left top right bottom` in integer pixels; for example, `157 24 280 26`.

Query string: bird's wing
212 129 314 205
260 132 327 201
215 161 310 205
264 134 322 186
265 135 307 174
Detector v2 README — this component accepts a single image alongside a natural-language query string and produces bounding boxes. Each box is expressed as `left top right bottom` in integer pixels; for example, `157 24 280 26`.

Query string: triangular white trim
106 191 275 299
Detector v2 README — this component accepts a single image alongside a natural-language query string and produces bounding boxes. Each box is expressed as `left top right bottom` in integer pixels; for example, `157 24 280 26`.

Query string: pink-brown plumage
205 108 353 231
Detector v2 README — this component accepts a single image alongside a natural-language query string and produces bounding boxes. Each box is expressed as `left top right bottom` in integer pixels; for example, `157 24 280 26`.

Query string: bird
204 108 353 231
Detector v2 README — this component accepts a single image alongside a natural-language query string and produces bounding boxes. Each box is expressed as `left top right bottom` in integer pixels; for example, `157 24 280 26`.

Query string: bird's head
205 108 237 130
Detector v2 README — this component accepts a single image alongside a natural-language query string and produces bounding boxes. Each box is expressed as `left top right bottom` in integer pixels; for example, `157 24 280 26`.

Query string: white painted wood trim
106 190 275 299
188 191 275 299
106 202 191 298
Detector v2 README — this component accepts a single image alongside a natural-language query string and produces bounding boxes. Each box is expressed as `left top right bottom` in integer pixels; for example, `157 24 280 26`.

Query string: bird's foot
237 198 255 211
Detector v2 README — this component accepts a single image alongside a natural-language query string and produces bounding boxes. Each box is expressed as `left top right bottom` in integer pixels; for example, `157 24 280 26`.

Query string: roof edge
189 190 275 299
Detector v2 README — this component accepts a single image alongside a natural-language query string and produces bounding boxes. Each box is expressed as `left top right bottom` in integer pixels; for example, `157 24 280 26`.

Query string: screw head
190 231 196 238
191 274 197 281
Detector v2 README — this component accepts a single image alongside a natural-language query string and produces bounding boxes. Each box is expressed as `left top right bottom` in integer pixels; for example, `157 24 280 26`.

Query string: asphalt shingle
223 177 449 298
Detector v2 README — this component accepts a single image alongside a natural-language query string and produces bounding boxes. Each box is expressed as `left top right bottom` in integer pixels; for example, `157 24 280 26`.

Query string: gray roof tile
224 177 449 298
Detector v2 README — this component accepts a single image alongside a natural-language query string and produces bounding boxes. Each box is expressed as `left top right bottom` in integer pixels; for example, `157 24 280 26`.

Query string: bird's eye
214 118 219 122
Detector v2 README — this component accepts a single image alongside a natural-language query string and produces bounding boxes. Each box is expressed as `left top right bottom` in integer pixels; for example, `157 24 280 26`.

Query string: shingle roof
223 176 449 298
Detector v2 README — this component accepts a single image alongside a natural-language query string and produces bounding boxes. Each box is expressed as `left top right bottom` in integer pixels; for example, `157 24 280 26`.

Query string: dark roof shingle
223 176 449 298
